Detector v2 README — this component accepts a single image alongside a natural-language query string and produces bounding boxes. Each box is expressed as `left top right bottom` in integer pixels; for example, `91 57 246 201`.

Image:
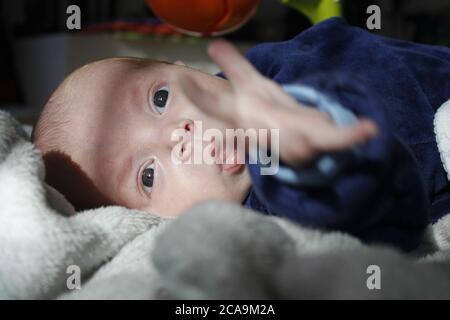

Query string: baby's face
49 59 251 216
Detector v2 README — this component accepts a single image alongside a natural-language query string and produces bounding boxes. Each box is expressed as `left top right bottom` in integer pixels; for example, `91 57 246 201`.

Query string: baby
33 18 450 252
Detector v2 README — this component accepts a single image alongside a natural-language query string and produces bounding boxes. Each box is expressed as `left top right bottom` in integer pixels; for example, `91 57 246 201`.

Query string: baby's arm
248 72 429 252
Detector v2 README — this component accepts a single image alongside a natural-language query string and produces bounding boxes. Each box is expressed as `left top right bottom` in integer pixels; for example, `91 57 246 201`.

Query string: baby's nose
168 119 194 147
180 119 194 133
168 119 195 163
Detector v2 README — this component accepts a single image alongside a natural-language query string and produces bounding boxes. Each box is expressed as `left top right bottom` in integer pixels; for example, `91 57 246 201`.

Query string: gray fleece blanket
1 110 450 300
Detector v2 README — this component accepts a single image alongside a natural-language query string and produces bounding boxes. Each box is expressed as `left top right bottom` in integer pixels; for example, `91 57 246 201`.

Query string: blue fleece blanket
241 18 450 252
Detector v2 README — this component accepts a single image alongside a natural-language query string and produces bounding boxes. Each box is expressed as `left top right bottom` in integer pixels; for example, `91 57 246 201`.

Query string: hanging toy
279 0 342 25
146 0 261 36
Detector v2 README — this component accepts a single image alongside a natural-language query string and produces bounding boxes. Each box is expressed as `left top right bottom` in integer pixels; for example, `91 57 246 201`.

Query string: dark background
0 0 449 122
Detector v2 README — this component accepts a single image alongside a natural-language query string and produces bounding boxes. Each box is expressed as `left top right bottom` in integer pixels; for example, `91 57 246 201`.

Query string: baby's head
32 58 251 216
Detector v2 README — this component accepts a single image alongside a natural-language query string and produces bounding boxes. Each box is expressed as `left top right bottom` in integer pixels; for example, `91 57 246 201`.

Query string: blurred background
0 0 450 125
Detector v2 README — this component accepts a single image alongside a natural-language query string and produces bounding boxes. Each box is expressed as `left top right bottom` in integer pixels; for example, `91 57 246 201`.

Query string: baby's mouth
210 137 244 173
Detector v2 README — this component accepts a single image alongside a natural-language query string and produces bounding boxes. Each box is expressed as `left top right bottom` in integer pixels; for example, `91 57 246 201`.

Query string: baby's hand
180 40 378 167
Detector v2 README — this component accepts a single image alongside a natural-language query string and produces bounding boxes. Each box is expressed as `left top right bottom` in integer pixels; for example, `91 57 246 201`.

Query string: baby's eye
141 162 155 192
153 87 169 114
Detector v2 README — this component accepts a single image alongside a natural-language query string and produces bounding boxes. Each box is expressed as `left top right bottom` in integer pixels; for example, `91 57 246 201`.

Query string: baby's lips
219 148 244 173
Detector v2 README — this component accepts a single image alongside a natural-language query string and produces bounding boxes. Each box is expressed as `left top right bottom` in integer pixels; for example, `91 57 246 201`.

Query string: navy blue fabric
241 18 450 252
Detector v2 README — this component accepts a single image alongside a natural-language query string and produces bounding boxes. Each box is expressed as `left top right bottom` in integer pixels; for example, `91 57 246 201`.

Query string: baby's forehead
56 57 168 121
93 57 172 72
57 58 168 101
35 58 166 159
77 57 174 81
73 58 161 81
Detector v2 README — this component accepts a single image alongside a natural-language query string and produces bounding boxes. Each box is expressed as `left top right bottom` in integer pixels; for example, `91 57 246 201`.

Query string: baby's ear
174 60 186 66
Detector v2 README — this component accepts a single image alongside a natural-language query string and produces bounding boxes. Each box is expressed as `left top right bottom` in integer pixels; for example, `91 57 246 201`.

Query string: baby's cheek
158 164 225 213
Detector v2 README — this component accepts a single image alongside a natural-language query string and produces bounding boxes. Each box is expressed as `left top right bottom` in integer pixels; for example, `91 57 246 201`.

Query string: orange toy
146 0 261 36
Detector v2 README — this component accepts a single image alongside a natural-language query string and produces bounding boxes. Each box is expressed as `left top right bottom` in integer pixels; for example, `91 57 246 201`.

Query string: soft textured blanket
1 110 450 299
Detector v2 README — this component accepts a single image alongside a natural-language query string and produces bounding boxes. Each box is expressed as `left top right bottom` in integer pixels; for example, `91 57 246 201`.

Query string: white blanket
1 110 450 300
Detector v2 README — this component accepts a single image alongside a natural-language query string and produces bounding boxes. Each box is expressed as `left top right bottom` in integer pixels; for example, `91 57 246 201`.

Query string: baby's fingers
307 118 378 152
208 40 262 89
179 75 236 125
